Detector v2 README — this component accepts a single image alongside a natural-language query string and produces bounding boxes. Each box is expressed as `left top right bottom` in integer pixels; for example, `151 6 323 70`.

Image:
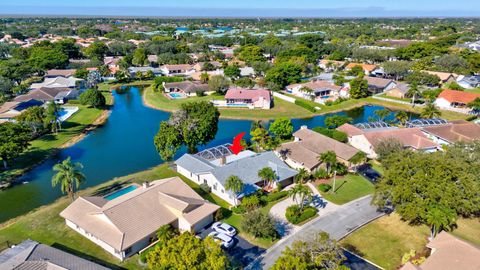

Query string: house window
221 189 224 193
203 179 207 184
213 184 217 191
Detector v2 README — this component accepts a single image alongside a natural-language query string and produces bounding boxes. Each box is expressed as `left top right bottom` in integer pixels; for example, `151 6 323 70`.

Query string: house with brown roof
60 177 219 261
345 63 378 75
45 69 77 78
276 126 361 172
400 232 480 270
14 87 79 104
364 76 397 94
385 83 409 99
221 88 272 109
421 120 480 145
318 60 345 72
337 123 438 158
163 81 210 97
193 61 222 72
286 81 344 104
423 71 457 84
0 99 44 122
435 89 480 110
160 64 195 76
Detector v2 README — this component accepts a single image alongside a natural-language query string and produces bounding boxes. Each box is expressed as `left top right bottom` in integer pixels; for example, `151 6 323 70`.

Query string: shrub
332 162 348 176
295 99 316 112
199 183 211 194
313 168 329 179
232 205 246 214
285 205 318 224
242 195 260 210
241 209 278 239
318 184 332 192
196 90 205 97
312 127 348 143
214 209 224 221
79 89 106 108
261 190 289 203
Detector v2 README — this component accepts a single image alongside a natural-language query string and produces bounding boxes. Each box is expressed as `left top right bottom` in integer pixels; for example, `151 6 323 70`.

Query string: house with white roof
30 76 84 90
175 146 298 205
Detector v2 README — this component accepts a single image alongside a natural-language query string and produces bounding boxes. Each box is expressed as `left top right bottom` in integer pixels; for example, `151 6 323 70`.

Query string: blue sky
1 0 480 17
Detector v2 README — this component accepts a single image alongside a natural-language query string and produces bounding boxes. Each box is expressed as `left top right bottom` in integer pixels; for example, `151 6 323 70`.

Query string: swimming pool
168 93 185 99
58 106 79 122
104 185 138 200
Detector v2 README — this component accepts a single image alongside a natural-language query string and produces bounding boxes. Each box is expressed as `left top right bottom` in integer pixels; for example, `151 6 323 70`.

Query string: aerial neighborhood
0 12 480 270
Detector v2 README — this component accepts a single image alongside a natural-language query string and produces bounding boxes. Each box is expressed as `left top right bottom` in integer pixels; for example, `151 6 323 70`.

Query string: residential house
286 81 344 103
318 60 345 72
160 64 195 76
435 89 480 110
176 147 298 205
163 81 211 97
193 61 223 72
147 55 158 66
385 83 409 99
421 120 480 145
276 126 360 172
456 75 480 89
240 66 255 77
0 239 110 270
224 88 272 109
45 69 76 78
30 76 85 90
400 232 480 270
364 76 397 94
128 67 163 77
0 99 44 122
14 87 80 104
423 71 457 84
189 69 225 81
345 63 378 75
337 123 438 158
60 177 219 261
103 56 123 68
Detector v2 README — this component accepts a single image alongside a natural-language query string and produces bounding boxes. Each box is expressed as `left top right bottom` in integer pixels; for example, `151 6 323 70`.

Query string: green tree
269 118 293 139
51 157 85 201
426 205 457 239
28 45 69 70
349 77 369 99
421 103 441 119
250 126 269 150
79 89 106 108
15 106 46 136
208 75 230 94
349 151 367 172
238 45 265 63
318 151 337 175
294 168 310 184
146 232 229 270
374 137 404 161
265 62 303 90
234 77 255 88
132 48 147 66
0 122 31 168
406 82 421 106
241 209 278 239
468 97 480 111
324 115 352 129
44 102 61 133
83 41 108 61
382 61 412 80
199 72 209 84
395 111 409 126
258 167 277 188
405 71 440 86
225 175 244 205
271 232 346 270
289 184 312 210
374 109 391 121
223 64 241 79
153 122 182 161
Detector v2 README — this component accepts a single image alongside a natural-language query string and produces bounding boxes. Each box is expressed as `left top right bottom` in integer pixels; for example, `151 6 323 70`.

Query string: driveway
246 195 385 270
197 227 265 266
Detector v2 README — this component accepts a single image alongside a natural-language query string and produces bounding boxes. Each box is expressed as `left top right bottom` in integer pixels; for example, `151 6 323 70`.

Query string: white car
211 222 237 236
208 231 235 249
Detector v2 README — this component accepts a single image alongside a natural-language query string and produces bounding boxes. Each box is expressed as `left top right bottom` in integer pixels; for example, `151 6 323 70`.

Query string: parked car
358 165 381 182
208 231 235 249
211 222 237 236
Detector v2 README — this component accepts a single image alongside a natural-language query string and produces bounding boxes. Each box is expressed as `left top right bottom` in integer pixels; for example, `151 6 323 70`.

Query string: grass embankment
0 164 280 269
97 80 154 91
318 174 375 205
341 213 480 270
0 91 113 182
143 86 315 120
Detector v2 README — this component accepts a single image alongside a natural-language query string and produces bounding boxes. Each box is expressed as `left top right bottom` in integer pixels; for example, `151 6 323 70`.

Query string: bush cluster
285 205 318 224
318 183 332 192
312 127 348 143
260 190 289 203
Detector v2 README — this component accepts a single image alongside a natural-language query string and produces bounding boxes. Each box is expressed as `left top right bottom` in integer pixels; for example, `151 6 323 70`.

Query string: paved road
246 195 385 270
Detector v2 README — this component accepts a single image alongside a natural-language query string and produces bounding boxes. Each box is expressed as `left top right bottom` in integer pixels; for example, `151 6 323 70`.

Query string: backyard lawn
0 91 112 182
318 174 375 205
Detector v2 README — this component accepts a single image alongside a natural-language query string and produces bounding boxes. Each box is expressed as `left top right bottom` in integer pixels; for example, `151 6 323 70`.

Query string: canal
0 86 406 223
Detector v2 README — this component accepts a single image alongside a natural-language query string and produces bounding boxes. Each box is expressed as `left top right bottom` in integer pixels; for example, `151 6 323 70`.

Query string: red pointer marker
229 132 246 155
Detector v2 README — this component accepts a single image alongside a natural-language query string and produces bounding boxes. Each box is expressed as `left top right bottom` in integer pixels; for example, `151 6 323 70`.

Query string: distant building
364 76 397 94
384 83 409 99
0 99 44 122
14 87 80 104
45 69 77 78
286 81 344 104
423 71 457 84
456 75 480 89
345 63 378 75
435 89 480 110
160 64 195 76
223 88 272 109
163 81 210 97
0 239 110 270
30 76 84 90
128 67 163 77
421 120 480 145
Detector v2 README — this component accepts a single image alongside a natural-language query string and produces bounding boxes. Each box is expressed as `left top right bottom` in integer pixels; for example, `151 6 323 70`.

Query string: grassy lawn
318 174 375 205
377 93 411 102
451 218 480 245
0 91 112 182
341 213 430 270
97 80 154 91
465 88 480 94
143 86 314 120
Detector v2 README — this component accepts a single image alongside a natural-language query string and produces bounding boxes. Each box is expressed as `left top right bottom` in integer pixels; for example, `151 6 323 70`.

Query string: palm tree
258 167 277 189
425 205 457 240
395 111 409 126
407 82 421 107
200 72 209 84
318 151 337 175
289 184 312 210
44 102 61 133
51 157 85 201
421 103 441 119
225 175 244 205
295 168 310 184
349 151 367 172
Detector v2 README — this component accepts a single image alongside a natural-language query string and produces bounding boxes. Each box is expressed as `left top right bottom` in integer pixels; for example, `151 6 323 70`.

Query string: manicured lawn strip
465 88 480 94
318 174 374 205
377 93 412 102
97 80 154 91
0 92 112 181
340 213 430 270
451 218 480 245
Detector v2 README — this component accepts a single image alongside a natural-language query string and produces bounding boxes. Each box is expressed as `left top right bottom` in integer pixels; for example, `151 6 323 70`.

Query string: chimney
220 156 226 165
142 182 150 189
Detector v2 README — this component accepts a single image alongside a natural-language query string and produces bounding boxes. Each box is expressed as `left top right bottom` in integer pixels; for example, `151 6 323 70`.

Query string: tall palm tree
289 184 312 210
425 205 457 240
295 168 310 184
407 82 421 107
44 102 61 133
258 167 277 189
225 175 244 206
318 151 337 175
395 111 409 126
421 103 441 119
52 157 85 201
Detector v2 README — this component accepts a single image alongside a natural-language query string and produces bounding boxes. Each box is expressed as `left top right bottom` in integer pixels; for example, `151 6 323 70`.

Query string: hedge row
312 126 348 143
261 190 289 203
295 99 317 112
285 205 318 224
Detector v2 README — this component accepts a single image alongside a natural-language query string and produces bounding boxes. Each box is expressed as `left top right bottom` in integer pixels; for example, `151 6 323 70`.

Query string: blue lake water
0 86 408 223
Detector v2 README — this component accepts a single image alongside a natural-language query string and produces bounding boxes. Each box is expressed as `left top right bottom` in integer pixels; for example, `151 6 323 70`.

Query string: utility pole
331 170 337 194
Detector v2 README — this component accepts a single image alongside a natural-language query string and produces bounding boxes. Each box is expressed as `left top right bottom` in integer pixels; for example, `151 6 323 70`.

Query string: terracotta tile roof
365 76 396 88
422 120 480 143
60 177 219 251
346 63 378 72
337 123 364 136
225 88 271 102
164 81 209 93
46 69 76 78
423 71 458 82
363 128 438 150
437 89 480 104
